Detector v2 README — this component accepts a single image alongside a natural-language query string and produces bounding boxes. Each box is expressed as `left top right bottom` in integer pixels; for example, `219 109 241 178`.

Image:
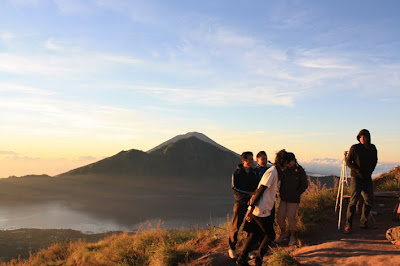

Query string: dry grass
295 178 336 235
4 222 202 266
374 166 400 191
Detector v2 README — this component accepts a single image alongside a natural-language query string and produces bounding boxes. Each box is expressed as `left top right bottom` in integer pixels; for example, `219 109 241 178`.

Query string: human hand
245 209 254 222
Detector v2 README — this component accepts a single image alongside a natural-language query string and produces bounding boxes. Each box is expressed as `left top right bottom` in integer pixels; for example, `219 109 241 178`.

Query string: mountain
0 133 241 226
58 135 240 181
147 131 238 156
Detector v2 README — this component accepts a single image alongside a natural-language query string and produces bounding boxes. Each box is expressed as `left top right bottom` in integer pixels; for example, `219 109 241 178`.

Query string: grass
4 225 202 266
373 166 400 191
267 248 299 266
296 178 337 235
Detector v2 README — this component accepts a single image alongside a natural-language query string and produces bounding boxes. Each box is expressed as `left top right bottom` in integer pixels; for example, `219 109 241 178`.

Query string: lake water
0 202 229 234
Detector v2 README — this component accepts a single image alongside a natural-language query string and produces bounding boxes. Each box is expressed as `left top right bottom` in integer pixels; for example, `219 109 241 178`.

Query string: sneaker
228 248 237 259
248 251 256 260
288 235 297 246
276 232 289 243
344 225 352 234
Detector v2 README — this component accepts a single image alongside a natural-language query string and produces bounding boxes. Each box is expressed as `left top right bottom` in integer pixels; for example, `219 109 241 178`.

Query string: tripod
335 151 349 230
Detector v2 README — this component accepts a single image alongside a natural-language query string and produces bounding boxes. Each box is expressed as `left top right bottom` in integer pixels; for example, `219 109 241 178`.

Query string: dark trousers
229 201 248 250
346 178 374 227
240 215 276 260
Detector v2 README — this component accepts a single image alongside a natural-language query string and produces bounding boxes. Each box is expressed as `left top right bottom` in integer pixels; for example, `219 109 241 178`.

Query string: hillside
57 136 239 181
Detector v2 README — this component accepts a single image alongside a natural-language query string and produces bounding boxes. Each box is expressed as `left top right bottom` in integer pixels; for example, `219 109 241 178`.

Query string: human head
286 152 297 168
274 149 294 169
357 129 371 145
256 151 267 167
241 151 254 168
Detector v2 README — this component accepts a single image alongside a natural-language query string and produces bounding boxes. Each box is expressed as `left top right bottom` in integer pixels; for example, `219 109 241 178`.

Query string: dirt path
194 196 400 265
293 197 400 265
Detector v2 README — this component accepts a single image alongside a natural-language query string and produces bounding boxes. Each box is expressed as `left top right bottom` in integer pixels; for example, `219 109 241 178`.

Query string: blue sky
0 0 399 177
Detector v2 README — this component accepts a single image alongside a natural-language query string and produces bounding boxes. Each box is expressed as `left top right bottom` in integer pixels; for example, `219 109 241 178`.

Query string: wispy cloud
0 50 143 75
0 96 162 140
0 83 54 95
0 150 18 156
7 0 44 7
0 31 15 43
129 85 295 107
53 0 93 15
93 0 160 23
44 38 64 51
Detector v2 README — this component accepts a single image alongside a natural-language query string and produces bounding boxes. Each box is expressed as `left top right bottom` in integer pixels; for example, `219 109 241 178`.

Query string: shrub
297 178 336 235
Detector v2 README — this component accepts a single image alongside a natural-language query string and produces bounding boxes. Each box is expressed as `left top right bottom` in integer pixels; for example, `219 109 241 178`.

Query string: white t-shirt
252 165 278 217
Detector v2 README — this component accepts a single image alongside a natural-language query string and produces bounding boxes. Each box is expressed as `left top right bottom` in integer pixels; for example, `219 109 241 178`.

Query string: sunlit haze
1 0 399 177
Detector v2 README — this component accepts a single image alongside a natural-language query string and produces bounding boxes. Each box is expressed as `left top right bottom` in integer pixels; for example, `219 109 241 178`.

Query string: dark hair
274 149 294 168
256 151 267 158
241 151 253 161
286 152 295 162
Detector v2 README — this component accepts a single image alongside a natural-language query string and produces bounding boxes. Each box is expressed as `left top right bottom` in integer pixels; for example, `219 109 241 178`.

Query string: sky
0 0 399 177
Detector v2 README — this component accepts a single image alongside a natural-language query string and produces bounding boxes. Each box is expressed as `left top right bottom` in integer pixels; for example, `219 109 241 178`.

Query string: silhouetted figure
344 129 378 234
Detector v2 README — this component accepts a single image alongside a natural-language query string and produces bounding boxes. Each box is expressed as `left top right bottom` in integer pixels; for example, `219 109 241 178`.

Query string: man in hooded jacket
344 129 378 233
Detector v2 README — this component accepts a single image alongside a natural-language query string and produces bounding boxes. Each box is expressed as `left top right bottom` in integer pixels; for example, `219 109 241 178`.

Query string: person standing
344 129 378 233
254 151 270 180
236 149 294 266
228 152 259 259
276 153 308 246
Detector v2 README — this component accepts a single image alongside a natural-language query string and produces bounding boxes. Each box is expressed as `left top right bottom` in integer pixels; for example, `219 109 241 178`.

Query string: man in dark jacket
228 151 259 259
344 129 378 233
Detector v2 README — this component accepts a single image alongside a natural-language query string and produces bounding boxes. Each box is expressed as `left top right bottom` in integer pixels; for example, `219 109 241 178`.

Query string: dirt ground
193 196 400 265
293 196 400 265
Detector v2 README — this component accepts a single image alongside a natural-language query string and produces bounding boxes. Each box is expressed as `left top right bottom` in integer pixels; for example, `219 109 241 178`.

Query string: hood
357 129 371 144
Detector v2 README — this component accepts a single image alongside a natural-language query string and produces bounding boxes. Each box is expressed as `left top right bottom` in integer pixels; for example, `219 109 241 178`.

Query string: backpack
386 226 400 246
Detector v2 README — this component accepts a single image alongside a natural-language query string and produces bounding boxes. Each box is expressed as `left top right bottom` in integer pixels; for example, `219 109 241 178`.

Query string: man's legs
360 181 374 227
286 202 300 245
277 200 287 233
346 178 362 228
229 202 247 250
237 215 275 266
256 216 275 265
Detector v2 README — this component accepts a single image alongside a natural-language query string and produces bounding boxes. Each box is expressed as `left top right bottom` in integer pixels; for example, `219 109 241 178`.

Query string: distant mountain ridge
57 135 240 181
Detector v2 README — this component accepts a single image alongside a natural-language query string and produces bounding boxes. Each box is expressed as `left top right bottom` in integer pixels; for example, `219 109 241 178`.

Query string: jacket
254 164 270 181
231 164 259 204
279 165 308 203
346 129 378 181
